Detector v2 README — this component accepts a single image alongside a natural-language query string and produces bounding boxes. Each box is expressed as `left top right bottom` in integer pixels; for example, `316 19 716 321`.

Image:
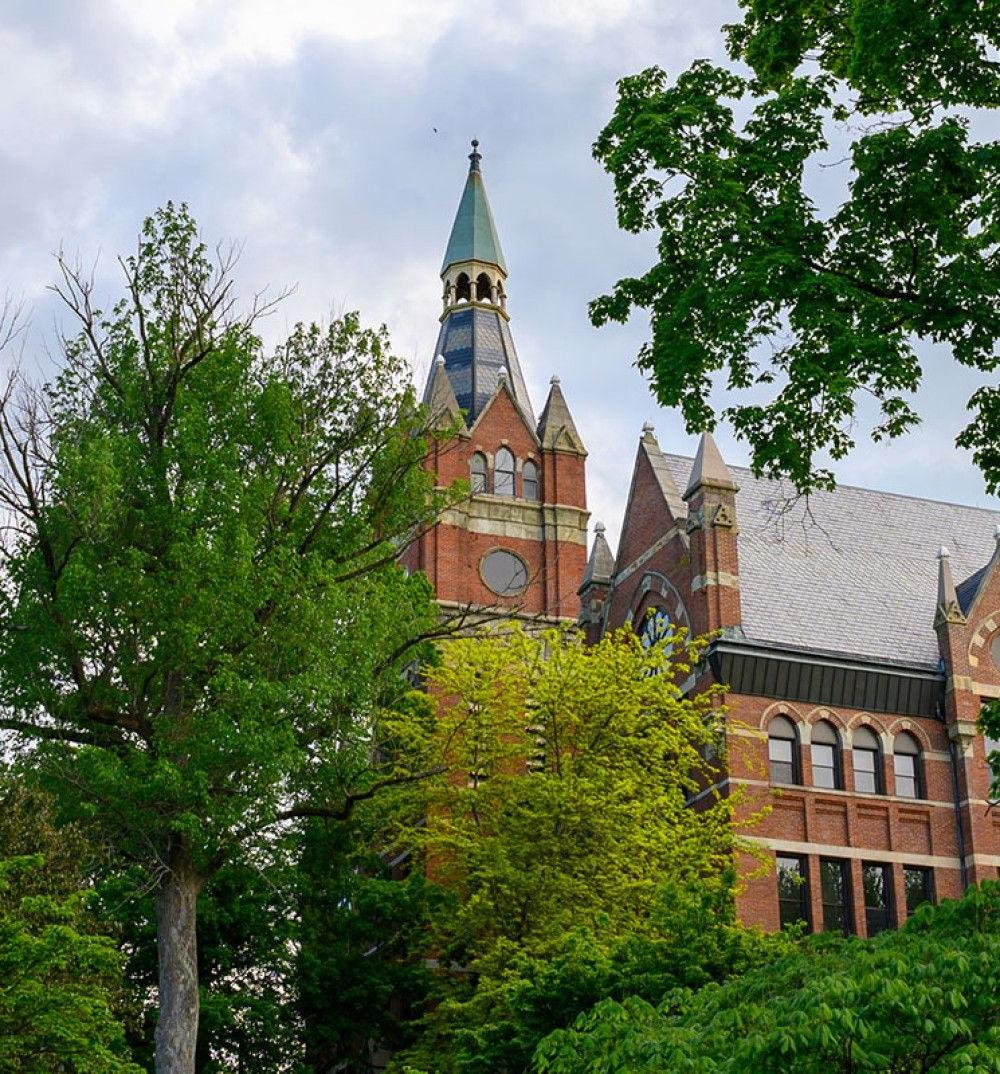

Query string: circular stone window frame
479 547 529 597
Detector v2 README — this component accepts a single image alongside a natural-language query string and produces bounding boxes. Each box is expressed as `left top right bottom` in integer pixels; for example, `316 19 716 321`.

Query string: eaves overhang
706 638 945 719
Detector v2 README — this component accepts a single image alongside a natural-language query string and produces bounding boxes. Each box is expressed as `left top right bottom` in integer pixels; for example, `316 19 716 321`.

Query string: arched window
523 459 539 500
811 720 842 790
852 727 883 794
470 452 488 494
893 732 922 799
456 272 471 302
494 447 515 496
475 272 492 301
768 716 799 785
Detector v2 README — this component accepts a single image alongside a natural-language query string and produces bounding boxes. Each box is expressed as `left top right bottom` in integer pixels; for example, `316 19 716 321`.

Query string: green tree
592 2 1000 493
0 204 452 1073
394 625 765 1073
0 776 139 1073
537 881 1000 1074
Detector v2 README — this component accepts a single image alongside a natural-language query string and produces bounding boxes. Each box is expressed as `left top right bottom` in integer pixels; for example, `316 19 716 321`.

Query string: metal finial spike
469 138 482 172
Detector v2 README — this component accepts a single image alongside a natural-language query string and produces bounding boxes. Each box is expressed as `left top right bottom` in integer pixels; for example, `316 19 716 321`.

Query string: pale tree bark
154 845 203 1074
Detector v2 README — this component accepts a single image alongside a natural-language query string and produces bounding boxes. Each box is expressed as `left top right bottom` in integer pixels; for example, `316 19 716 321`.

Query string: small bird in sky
433 127 438 133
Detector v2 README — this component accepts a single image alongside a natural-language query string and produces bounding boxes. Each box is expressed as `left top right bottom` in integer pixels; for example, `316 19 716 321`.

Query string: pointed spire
537 374 585 453
424 354 464 429
441 141 507 273
683 431 736 500
637 422 686 521
581 520 615 588
935 546 967 627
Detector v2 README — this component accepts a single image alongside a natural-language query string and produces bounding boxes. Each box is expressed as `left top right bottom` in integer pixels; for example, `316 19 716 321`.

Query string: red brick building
414 144 1000 937
583 424 1000 937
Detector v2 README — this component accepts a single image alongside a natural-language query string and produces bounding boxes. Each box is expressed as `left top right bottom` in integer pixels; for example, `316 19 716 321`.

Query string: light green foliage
394 625 768 1073
592 1 1000 493
0 777 139 1074
537 881 1000 1073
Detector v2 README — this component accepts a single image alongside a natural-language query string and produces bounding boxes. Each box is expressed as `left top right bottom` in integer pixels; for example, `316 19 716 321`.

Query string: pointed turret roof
581 521 615 589
537 376 585 453
424 354 464 429
935 546 967 626
441 140 507 274
683 431 736 499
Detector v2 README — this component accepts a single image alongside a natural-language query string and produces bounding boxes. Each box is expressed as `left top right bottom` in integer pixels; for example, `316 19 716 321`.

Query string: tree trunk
155 846 202 1074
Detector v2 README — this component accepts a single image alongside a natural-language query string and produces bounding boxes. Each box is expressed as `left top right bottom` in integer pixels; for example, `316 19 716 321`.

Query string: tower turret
426 140 534 424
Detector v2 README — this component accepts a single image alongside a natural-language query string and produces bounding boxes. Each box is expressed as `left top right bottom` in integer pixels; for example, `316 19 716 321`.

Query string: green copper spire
441 140 508 274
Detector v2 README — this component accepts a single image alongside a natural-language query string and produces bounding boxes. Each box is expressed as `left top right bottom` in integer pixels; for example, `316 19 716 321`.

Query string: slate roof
658 453 1000 671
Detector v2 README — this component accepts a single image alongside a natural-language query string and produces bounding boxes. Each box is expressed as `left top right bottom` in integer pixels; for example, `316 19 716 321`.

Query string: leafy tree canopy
593 0 1000 493
536 880 1000 1074
0 202 455 1071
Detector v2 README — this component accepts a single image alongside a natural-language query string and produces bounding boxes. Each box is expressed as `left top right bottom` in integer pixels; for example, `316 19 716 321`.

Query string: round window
481 549 528 596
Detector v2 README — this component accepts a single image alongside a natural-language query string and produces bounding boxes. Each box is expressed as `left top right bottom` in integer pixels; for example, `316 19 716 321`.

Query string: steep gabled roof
537 376 585 454
658 453 1000 670
581 522 615 589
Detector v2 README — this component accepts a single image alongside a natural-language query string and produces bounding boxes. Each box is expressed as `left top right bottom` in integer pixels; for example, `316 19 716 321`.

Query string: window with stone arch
455 272 471 302
470 452 488 494
475 272 492 301
494 447 515 497
768 715 800 786
522 459 539 501
852 726 883 795
893 731 923 799
811 720 842 790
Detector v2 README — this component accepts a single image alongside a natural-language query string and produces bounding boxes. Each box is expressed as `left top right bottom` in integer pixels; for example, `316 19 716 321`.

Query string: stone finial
683 430 736 500
497 367 509 384
595 520 606 534
641 421 655 437
550 374 561 386
435 354 446 367
935 544 967 627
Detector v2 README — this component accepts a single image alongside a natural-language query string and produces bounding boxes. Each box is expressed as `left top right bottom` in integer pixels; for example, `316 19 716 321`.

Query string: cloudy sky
2 0 998 550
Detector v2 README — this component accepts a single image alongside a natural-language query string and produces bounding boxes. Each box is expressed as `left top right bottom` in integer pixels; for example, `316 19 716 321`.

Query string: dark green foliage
537 881 1000 1073
593 1 1000 492
397 876 787 1074
297 820 442 1074
0 777 139 1073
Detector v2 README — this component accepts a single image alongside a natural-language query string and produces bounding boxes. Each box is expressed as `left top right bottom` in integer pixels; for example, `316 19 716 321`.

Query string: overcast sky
2 0 998 552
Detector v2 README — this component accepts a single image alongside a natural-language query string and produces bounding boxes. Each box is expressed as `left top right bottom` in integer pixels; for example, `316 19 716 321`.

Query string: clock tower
401 142 590 622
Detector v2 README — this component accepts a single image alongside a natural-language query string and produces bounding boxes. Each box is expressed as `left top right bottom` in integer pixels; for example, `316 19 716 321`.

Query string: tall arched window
893 732 922 799
852 727 883 794
455 272 471 302
475 272 492 301
768 716 799 785
470 452 488 494
494 447 515 496
522 459 539 500
811 720 842 790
